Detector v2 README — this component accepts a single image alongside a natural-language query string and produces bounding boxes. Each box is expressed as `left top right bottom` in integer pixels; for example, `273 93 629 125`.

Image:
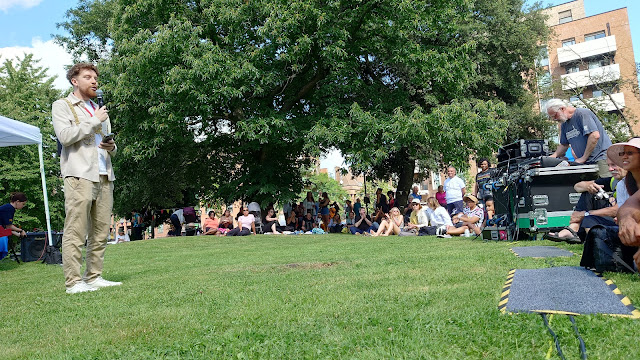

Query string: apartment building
537 0 639 135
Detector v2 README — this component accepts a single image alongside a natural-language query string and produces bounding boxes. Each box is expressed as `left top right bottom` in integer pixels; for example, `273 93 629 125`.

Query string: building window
566 65 580 74
585 31 606 42
588 58 610 69
569 93 583 102
562 38 576 47
536 46 549 67
592 89 604 98
558 10 572 24
431 171 442 189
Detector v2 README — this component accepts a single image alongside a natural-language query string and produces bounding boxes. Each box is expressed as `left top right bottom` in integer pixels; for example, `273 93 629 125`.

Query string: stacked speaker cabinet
20 232 47 262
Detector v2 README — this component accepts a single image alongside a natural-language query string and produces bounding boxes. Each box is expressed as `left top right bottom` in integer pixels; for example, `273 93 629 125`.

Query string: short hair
447 166 456 172
208 210 215 216
66 63 99 85
10 192 27 202
478 157 491 167
545 98 569 113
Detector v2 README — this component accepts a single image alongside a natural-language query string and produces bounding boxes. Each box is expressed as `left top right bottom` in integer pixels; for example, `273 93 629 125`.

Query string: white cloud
0 0 42 12
0 37 73 90
320 148 346 177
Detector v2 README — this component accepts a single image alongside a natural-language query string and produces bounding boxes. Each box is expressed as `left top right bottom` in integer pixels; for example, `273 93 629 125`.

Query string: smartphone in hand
102 133 114 142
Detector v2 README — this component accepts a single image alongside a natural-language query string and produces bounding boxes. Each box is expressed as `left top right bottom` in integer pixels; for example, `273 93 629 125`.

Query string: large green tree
0 55 65 230
56 0 549 212
311 0 551 207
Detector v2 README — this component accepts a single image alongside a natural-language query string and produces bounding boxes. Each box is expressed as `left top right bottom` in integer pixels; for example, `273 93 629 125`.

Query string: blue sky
1 0 638 171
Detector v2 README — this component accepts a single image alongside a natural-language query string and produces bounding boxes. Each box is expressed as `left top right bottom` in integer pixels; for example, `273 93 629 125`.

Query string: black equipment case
492 165 599 236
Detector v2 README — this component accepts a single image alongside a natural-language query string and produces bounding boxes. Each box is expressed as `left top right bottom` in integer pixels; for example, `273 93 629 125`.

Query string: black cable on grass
569 315 588 360
541 313 566 360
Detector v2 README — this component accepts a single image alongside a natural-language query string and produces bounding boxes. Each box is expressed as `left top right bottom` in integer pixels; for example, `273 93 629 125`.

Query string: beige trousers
596 158 612 178
62 176 113 288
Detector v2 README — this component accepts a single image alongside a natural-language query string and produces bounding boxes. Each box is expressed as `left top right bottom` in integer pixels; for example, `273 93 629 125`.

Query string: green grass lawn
2 234 640 359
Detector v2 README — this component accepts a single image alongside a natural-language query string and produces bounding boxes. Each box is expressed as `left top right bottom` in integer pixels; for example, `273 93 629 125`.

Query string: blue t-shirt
559 108 611 162
0 203 16 228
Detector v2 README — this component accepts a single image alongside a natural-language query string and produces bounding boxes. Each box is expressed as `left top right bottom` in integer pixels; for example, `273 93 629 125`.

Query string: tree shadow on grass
0 258 21 271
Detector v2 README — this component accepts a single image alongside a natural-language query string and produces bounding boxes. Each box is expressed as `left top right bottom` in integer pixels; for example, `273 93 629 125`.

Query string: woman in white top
226 208 256 236
426 197 453 227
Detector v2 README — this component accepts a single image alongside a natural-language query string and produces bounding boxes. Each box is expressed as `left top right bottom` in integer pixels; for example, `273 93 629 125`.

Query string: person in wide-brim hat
443 193 484 237
463 194 479 204
607 137 640 168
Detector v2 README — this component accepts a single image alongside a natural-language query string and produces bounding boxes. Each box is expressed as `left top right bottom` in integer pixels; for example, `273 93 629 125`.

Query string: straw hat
607 137 640 168
463 194 479 204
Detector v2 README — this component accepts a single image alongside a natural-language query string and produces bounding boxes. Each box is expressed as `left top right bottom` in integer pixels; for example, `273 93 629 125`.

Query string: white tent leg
38 143 53 247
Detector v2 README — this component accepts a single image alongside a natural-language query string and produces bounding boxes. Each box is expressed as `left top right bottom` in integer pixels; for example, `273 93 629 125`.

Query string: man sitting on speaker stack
545 98 612 178
52 63 120 294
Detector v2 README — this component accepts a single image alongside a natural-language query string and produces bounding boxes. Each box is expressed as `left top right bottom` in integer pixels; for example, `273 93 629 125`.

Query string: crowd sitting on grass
196 181 495 238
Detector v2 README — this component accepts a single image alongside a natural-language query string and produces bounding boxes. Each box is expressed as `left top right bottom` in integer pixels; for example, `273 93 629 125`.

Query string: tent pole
38 143 53 247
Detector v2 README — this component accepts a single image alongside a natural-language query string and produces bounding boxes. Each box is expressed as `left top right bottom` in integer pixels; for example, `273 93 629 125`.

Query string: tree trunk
396 153 415 212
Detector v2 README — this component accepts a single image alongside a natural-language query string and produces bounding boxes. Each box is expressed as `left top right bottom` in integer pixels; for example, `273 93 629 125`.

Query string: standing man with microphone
52 63 121 294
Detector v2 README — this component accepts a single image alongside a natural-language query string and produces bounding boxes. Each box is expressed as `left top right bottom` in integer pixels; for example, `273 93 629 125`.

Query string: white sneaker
464 229 470 237
86 277 122 288
66 281 98 294
437 234 452 238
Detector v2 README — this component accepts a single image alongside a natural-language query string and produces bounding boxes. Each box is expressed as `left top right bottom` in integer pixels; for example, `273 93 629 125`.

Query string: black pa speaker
21 232 47 262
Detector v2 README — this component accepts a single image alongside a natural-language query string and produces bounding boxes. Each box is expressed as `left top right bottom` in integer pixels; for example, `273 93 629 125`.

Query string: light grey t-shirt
560 108 612 162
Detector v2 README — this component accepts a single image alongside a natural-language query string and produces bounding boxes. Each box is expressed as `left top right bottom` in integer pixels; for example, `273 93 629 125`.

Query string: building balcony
557 35 617 64
570 92 625 112
560 64 620 90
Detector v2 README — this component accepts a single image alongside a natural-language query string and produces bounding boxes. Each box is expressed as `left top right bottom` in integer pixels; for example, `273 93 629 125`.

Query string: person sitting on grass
372 207 404 236
301 211 316 232
217 209 234 235
264 208 280 234
484 197 495 224
345 211 356 230
203 211 220 235
329 214 344 233
444 194 483 237
226 207 256 236
350 207 373 235
286 210 298 231
418 197 453 236
108 227 130 244
400 199 429 236
425 197 453 229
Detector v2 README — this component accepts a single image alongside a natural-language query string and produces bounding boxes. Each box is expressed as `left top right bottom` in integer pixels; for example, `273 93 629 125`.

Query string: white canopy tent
0 115 54 246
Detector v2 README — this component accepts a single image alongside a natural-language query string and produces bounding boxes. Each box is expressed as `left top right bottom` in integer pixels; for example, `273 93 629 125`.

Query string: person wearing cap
545 98 612 177
400 199 429 235
445 194 484 237
544 154 627 243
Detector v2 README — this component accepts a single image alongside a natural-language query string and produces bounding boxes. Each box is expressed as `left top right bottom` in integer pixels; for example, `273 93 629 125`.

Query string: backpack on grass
580 225 637 274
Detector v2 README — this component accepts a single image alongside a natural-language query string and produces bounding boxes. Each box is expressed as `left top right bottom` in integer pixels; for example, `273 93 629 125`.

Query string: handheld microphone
96 89 104 108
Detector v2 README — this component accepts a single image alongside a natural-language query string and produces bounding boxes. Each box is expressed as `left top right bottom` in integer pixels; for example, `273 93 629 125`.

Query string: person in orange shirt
203 211 220 235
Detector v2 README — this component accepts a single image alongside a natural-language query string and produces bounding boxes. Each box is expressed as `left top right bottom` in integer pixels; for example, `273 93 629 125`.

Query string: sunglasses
619 151 640 157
